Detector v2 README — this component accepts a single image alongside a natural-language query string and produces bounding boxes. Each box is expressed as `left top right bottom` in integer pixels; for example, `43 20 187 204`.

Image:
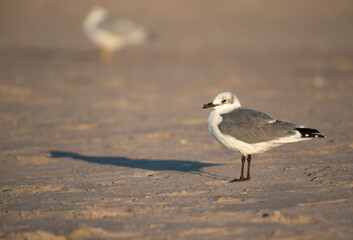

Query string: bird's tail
295 128 325 138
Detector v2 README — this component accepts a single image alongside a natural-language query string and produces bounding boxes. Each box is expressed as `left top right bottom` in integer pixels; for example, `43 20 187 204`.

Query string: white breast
207 110 244 153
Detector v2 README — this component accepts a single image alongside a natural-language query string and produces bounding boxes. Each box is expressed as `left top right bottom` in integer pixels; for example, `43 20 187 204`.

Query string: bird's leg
246 154 251 181
100 48 114 62
230 155 246 182
239 155 246 181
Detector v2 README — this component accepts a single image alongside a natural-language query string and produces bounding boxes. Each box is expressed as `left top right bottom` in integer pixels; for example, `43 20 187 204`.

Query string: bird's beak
202 102 216 109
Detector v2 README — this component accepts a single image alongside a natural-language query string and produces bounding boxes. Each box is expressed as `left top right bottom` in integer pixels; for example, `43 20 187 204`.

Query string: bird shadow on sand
48 151 222 174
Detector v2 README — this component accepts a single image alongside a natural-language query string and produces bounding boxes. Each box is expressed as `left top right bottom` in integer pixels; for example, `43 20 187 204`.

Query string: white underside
87 29 127 51
207 109 309 156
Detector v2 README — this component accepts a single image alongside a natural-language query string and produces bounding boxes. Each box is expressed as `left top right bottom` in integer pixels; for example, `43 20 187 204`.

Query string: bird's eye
222 99 227 103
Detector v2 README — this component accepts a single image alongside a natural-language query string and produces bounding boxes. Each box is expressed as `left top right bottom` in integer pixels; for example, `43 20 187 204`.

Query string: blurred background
1 0 352 147
2 0 353 53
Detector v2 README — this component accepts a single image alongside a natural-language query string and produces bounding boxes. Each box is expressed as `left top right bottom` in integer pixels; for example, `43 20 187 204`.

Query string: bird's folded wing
98 14 145 35
219 108 300 143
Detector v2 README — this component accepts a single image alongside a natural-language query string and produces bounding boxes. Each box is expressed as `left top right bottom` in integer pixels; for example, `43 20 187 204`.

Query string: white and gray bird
83 6 152 61
202 92 325 182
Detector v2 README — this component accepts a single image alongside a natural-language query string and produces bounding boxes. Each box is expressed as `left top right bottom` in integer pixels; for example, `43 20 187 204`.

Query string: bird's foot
245 176 251 181
230 176 246 182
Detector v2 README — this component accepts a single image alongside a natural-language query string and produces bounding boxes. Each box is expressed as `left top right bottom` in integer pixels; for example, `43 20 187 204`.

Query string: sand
1 1 353 239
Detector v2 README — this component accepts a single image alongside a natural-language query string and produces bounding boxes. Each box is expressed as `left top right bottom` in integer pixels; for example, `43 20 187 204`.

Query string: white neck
83 8 106 33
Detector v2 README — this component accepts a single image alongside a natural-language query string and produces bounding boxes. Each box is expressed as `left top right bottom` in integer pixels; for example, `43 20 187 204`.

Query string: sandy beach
1 1 353 239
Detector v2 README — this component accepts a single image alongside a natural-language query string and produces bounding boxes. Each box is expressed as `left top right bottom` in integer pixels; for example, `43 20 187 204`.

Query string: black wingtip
295 128 325 138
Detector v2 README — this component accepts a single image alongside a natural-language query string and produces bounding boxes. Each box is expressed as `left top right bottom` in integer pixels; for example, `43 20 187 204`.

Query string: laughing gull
83 6 152 61
202 92 325 182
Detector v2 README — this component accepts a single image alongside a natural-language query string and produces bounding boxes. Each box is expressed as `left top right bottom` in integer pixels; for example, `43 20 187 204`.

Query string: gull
202 92 325 182
83 6 152 61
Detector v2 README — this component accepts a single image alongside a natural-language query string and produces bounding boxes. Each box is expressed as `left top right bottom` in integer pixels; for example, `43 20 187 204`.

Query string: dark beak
202 102 216 109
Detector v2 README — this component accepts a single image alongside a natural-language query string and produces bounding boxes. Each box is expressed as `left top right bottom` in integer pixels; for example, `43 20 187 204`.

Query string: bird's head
202 92 241 112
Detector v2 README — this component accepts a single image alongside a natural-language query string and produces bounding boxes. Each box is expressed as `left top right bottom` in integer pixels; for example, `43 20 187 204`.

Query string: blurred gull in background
83 6 152 61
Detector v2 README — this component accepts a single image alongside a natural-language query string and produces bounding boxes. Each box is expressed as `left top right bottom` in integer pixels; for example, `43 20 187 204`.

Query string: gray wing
219 108 301 143
98 14 146 35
